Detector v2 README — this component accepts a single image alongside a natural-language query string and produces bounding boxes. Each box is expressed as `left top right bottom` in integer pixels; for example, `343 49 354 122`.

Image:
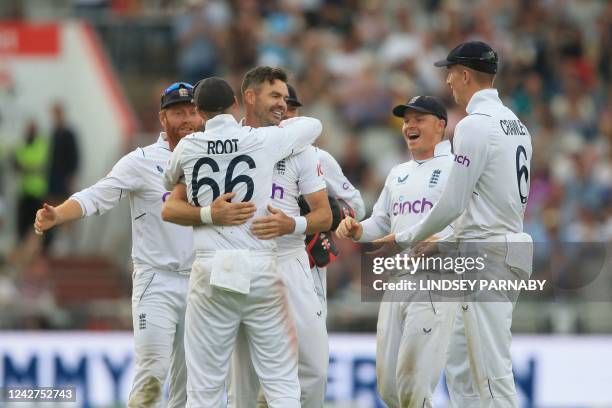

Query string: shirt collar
413 140 452 165
205 114 240 133
434 139 451 156
466 88 501 114
157 132 170 149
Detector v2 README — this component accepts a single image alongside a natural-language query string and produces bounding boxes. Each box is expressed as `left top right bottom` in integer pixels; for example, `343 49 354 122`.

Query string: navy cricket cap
392 95 448 122
160 82 194 109
434 41 498 74
193 77 236 112
286 84 302 107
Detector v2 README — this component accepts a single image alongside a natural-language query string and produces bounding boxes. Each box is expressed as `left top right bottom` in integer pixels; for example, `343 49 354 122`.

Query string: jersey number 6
515 145 529 204
191 155 256 205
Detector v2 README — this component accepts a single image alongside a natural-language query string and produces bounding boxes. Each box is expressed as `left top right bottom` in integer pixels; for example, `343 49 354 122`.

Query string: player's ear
438 119 447 139
158 110 166 127
244 89 255 106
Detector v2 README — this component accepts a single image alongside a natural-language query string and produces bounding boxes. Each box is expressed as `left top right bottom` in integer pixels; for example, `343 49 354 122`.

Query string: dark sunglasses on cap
163 82 194 95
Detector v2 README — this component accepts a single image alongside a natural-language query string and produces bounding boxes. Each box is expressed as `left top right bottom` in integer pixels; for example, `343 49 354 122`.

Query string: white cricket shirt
317 148 366 221
359 140 453 241
272 145 326 253
396 88 533 244
71 134 194 273
164 114 322 252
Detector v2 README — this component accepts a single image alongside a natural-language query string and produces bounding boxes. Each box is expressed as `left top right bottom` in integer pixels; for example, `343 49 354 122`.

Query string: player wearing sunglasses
33 82 254 407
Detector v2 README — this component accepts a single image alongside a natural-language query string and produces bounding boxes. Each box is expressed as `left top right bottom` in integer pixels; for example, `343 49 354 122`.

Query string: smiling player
336 96 457 408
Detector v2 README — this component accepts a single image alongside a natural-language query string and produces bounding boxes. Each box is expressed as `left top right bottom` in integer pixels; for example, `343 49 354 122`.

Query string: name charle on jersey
447 89 532 239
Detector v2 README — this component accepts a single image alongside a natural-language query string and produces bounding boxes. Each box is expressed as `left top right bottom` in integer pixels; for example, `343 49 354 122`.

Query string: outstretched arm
34 200 83 234
34 152 141 234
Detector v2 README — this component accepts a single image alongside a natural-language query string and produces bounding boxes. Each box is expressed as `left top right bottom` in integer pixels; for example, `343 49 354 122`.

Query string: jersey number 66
192 155 256 205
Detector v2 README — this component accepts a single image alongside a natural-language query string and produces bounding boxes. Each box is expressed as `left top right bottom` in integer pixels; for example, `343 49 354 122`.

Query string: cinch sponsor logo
392 197 433 215
454 154 471 167
271 183 285 200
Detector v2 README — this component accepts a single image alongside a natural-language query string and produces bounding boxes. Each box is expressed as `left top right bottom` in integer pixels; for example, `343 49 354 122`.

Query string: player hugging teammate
161 68 364 407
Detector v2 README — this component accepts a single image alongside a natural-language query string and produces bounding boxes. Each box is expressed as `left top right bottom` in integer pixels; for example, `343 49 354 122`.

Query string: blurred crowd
1 0 611 331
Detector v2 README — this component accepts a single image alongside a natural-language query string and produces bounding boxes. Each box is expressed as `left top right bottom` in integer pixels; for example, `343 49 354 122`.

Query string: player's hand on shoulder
250 205 295 240
336 216 362 240
34 203 57 235
211 192 256 226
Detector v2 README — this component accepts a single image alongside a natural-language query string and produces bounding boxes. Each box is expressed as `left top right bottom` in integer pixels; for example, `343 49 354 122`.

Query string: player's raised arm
394 116 488 246
264 116 322 162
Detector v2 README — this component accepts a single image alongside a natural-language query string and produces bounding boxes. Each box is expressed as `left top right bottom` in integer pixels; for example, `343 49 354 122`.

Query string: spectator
174 0 228 83
47 102 79 206
13 120 48 243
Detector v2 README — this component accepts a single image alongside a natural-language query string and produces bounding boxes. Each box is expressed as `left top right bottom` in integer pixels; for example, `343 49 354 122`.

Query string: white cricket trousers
185 251 300 408
128 268 189 408
229 249 328 408
445 237 532 408
376 274 458 408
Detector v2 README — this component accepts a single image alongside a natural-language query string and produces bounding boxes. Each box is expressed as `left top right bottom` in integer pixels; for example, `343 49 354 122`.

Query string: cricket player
163 73 322 408
227 80 364 408
337 96 456 408
33 82 253 407
377 41 533 408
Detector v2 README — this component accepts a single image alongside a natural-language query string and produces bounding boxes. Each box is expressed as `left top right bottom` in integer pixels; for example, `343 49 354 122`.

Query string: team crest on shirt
429 169 441 187
156 165 164 174
397 174 409 184
139 313 146 330
275 160 286 175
